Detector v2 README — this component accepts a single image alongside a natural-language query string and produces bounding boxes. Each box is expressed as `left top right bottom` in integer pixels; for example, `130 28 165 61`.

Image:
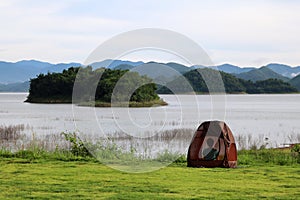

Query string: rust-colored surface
187 121 238 168
188 130 205 160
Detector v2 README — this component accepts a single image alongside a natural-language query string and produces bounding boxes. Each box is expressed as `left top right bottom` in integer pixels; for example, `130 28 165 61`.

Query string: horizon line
0 59 299 68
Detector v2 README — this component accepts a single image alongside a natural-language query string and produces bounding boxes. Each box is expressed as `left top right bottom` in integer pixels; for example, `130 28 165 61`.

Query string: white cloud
0 0 300 66
209 49 300 67
0 1 133 63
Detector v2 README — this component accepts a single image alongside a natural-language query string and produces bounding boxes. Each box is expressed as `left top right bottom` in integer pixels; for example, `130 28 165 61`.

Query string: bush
61 132 92 157
291 144 300 164
155 150 183 163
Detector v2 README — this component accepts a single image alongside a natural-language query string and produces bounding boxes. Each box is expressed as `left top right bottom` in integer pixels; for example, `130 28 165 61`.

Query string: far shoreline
24 97 168 108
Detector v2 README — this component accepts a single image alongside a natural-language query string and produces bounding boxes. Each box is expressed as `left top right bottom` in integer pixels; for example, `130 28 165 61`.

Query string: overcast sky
1 0 300 67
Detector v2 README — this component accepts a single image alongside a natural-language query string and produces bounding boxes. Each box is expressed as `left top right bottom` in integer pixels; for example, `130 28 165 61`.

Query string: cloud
0 0 300 66
209 49 300 67
0 1 134 63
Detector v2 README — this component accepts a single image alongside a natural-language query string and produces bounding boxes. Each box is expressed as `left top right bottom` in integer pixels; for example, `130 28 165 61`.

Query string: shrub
155 150 183 163
61 132 92 157
291 144 300 164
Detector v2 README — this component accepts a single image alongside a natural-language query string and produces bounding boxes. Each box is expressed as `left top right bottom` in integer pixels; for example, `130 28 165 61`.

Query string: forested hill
26 67 166 107
157 68 298 94
26 67 298 103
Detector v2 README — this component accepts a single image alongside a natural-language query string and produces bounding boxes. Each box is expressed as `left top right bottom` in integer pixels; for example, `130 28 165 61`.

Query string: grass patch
0 141 299 199
0 129 299 198
0 159 299 199
238 148 300 166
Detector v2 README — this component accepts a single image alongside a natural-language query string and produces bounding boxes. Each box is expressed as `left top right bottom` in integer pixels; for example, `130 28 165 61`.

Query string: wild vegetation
26 67 166 106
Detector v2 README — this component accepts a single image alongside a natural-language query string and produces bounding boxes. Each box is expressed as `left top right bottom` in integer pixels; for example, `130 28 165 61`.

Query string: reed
0 124 24 141
0 125 299 165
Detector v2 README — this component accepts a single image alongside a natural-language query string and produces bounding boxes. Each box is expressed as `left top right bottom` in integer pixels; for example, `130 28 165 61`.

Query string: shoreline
24 98 168 107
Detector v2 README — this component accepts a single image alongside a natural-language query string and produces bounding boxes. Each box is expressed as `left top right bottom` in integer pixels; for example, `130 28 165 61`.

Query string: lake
0 93 300 152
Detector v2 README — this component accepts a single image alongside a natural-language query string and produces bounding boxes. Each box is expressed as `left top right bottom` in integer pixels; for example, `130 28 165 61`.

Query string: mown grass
1 129 299 199
0 157 299 200
0 147 299 200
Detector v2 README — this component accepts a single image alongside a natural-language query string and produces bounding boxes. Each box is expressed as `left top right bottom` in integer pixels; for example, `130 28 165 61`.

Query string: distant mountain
129 62 184 85
190 64 254 74
215 64 254 74
42 63 82 73
0 60 50 83
234 67 290 82
114 62 191 85
165 62 191 74
89 59 144 69
265 63 300 78
114 64 135 70
0 81 29 92
115 62 190 74
2 59 300 91
190 65 206 70
289 74 300 91
0 60 81 83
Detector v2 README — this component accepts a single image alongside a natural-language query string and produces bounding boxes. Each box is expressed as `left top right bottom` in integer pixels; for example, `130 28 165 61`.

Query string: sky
0 0 300 67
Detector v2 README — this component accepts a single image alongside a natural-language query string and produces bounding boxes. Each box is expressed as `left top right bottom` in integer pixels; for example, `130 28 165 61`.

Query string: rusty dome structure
187 121 237 168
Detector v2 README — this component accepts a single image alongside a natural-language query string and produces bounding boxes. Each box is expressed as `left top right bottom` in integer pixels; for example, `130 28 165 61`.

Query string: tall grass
0 125 299 166
0 124 24 141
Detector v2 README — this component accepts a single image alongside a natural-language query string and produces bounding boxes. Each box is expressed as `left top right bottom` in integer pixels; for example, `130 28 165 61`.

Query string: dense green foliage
157 68 298 94
26 67 160 104
27 67 79 102
244 78 298 94
289 74 300 91
62 132 92 157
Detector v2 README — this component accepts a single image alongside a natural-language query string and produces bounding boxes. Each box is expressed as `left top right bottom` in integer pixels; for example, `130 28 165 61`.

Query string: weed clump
61 132 92 157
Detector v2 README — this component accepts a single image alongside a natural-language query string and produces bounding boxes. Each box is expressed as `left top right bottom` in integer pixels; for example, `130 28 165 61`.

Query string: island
25 66 167 107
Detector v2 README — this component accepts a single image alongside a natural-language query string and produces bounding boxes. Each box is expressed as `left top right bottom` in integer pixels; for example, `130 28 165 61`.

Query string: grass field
1 129 299 199
0 157 299 200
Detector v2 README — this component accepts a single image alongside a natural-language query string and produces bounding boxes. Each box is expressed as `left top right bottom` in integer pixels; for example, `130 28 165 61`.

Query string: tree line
157 68 298 94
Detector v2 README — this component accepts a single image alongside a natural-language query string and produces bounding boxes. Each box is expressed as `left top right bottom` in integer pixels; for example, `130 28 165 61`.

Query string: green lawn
0 159 299 199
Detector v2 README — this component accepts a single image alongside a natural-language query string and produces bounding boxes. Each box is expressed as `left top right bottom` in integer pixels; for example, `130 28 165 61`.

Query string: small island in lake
25 66 167 107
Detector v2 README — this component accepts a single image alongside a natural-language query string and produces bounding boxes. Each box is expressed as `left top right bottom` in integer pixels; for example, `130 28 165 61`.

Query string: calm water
0 93 300 149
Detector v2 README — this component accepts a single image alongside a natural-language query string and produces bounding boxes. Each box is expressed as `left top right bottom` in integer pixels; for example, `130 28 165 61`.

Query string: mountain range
234 67 290 82
0 60 81 83
1 59 300 92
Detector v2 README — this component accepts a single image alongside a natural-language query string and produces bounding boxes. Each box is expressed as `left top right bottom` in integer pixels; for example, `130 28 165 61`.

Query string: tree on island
26 67 164 106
